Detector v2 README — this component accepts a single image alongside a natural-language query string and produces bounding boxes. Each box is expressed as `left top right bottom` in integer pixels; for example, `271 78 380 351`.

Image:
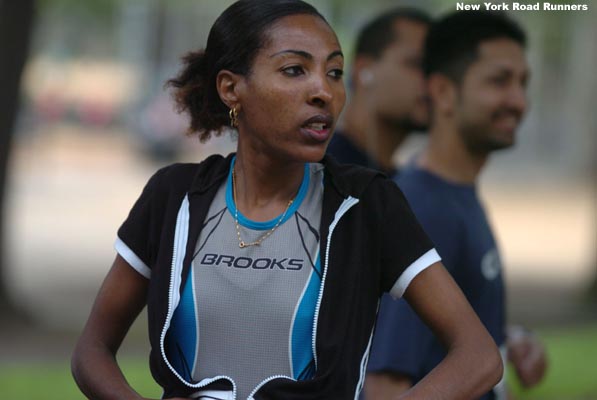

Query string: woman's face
235 14 346 164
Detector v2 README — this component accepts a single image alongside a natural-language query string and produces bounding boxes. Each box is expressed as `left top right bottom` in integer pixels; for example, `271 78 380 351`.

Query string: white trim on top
114 237 151 279
389 248 441 298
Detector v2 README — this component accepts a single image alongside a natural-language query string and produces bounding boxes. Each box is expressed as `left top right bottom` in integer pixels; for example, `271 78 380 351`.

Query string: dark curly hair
168 0 327 142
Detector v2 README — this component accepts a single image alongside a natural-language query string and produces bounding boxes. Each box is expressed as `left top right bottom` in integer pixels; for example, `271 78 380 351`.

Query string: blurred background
0 0 595 398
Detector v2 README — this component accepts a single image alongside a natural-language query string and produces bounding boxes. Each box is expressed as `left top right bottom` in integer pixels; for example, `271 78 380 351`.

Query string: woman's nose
307 74 334 107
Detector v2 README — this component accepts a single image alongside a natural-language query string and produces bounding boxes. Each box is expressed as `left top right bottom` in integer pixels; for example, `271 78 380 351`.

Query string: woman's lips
301 115 333 142
301 124 331 142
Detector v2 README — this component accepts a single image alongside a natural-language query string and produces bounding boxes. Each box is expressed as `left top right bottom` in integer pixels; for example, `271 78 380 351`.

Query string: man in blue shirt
366 11 547 400
327 8 431 175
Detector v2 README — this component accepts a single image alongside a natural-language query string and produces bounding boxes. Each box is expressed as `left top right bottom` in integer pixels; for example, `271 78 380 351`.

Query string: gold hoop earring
229 106 239 128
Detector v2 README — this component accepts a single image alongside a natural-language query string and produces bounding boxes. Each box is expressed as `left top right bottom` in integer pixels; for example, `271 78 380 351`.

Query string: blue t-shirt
367 166 506 400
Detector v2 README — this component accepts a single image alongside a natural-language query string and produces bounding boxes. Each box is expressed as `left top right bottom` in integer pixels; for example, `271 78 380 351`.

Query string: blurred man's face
454 38 529 154
367 20 429 132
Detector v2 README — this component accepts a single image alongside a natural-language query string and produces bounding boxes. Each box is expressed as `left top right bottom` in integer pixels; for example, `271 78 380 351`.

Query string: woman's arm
398 262 503 400
365 371 413 399
71 254 151 400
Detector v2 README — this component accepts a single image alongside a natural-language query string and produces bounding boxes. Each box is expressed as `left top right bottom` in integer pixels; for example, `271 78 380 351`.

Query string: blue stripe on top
165 266 198 381
225 156 310 230
291 254 321 380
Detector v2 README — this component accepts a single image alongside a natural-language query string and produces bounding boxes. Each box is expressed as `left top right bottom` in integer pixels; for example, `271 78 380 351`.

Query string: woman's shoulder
322 155 385 198
154 161 201 180
145 153 232 195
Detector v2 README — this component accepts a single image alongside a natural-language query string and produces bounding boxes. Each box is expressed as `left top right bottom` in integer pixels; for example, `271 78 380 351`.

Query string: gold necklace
232 167 294 248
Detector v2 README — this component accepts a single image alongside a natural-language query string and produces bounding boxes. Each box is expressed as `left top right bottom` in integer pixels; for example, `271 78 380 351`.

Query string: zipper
159 195 237 398
159 195 189 382
312 197 360 369
247 374 294 400
353 301 378 400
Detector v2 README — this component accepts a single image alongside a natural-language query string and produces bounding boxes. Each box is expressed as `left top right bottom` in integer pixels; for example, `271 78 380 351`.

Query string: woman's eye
282 66 305 76
328 69 344 79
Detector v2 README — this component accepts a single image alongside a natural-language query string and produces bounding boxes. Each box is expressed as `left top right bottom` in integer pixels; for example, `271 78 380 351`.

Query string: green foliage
38 0 121 19
0 364 83 399
0 358 161 400
508 324 597 399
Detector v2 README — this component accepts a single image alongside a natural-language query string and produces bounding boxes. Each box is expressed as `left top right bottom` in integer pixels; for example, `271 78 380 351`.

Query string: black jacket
117 153 435 399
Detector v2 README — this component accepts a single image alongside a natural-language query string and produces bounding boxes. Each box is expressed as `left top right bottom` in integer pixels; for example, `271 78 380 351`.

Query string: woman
71 1 502 399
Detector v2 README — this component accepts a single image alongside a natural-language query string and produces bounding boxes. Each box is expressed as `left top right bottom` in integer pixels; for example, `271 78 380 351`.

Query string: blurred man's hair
424 11 526 82
355 8 432 59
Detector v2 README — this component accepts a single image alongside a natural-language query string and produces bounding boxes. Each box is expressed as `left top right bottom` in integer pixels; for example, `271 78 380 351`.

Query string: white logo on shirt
481 248 501 281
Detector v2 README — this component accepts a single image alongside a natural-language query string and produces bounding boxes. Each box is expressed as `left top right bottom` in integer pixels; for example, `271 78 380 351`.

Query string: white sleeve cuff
114 237 151 279
389 248 441 298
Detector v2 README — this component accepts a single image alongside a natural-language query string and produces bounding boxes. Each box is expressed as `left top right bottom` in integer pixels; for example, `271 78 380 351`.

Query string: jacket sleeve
377 180 441 297
114 167 169 279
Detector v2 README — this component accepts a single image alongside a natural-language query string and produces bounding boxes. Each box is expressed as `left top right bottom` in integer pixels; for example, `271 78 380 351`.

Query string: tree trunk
0 0 37 319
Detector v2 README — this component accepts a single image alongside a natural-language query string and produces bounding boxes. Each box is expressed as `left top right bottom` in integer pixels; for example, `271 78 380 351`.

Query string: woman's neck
233 151 305 221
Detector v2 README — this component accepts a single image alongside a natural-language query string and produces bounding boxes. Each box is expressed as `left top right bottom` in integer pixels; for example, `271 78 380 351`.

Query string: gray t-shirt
165 161 324 399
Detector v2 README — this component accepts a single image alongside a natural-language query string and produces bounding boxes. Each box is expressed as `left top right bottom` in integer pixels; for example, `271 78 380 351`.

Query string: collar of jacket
188 153 235 195
186 152 383 200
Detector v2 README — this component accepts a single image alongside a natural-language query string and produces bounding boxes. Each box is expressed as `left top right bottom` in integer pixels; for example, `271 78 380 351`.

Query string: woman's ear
216 69 243 109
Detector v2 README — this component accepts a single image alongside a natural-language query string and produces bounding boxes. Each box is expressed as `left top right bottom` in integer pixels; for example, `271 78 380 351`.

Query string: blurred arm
507 325 548 389
71 254 150 400
397 262 503 400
